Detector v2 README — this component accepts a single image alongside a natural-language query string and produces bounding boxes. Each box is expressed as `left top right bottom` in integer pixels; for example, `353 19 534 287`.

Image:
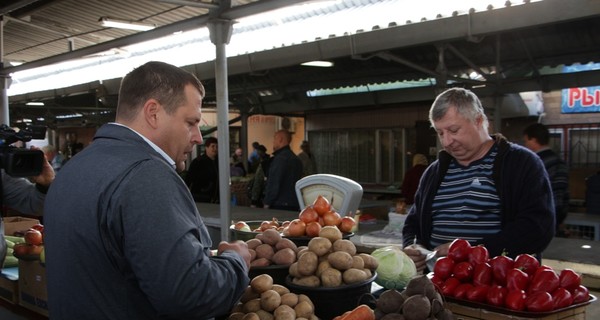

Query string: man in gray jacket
44 61 250 319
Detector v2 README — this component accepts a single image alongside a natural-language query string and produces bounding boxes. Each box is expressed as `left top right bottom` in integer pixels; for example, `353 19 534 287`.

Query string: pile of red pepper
430 239 591 312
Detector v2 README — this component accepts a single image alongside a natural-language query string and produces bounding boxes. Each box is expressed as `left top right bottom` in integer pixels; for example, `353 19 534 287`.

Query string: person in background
263 130 303 211
523 123 570 236
230 147 246 177
298 140 317 177
249 145 271 208
402 87 555 273
400 153 428 210
0 147 54 268
247 141 261 173
44 61 250 320
185 136 219 203
42 144 64 172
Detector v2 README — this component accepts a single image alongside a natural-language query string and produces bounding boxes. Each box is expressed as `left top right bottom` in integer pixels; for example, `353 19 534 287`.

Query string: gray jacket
44 123 249 319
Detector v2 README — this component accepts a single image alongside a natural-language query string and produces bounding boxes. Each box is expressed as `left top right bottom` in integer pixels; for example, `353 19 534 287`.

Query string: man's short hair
523 123 550 145
116 61 205 122
204 136 218 148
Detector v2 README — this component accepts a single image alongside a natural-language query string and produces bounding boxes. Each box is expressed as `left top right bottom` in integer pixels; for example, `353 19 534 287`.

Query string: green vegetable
4 235 25 245
2 254 18 268
371 246 417 289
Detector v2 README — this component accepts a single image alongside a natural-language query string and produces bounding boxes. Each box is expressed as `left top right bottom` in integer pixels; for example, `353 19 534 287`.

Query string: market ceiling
2 0 600 128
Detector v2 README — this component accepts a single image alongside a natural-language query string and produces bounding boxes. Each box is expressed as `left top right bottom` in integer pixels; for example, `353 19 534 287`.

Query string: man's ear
143 99 161 129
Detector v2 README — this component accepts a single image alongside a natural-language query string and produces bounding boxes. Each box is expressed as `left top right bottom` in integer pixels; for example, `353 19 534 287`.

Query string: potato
246 238 263 250
280 292 299 307
297 247 309 259
240 286 260 303
358 253 379 271
274 305 296 320
255 309 274 320
242 298 262 313
320 267 343 287
249 249 257 262
327 251 353 270
271 284 290 296
351 255 365 269
250 257 270 267
260 289 281 312
332 239 356 255
294 300 314 319
307 237 332 256
261 228 282 246
363 268 372 278
275 238 298 253
315 260 332 277
255 243 275 261
272 248 296 265
228 312 245 320
343 268 369 284
230 303 244 313
297 251 318 276
319 226 342 242
292 275 320 287
297 294 314 309
242 313 260 320
289 262 301 278
250 274 273 293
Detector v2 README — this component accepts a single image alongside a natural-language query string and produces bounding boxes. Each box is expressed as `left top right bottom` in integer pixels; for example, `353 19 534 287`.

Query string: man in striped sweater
402 88 555 273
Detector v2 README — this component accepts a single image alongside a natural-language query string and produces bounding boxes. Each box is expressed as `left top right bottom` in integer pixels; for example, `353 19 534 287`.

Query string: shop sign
561 63 600 113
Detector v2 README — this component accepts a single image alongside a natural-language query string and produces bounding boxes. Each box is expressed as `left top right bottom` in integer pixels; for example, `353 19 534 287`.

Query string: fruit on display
432 238 591 312
287 227 378 288
227 274 318 320
6 224 45 261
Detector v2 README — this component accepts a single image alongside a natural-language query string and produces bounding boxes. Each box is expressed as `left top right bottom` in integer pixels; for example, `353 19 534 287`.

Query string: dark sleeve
482 148 555 257
263 157 282 206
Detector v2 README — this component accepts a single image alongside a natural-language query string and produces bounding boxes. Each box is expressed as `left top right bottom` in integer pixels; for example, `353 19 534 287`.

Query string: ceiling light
26 102 44 106
301 60 334 67
99 17 156 31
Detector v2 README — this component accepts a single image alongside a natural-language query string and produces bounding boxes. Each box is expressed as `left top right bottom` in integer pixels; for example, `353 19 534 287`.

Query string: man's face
155 84 203 172
205 143 218 160
433 106 484 164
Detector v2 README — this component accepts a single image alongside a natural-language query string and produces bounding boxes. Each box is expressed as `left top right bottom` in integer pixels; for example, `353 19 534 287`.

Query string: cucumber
2 255 19 268
5 239 15 248
4 235 25 244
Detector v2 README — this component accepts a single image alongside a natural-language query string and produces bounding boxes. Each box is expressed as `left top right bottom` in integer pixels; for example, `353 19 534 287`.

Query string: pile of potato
228 274 318 320
288 226 379 288
370 275 454 320
248 228 299 267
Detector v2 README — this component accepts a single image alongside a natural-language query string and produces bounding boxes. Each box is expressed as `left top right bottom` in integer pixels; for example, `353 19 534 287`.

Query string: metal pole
208 18 234 243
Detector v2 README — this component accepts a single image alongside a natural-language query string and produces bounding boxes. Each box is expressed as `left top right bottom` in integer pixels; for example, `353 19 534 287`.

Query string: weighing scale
295 174 363 216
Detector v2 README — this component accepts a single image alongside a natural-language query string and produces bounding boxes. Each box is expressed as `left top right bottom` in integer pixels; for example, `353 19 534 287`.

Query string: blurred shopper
44 61 250 320
523 123 570 236
401 153 428 209
298 140 317 177
247 141 261 173
42 144 64 172
185 137 219 203
0 147 54 268
249 145 271 208
230 147 246 177
263 130 303 211
402 88 555 273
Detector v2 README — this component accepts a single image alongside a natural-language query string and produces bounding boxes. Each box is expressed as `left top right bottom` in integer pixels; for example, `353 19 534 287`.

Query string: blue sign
561 64 600 113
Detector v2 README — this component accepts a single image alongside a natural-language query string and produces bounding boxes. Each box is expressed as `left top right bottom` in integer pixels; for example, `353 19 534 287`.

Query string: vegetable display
432 238 591 313
370 245 417 289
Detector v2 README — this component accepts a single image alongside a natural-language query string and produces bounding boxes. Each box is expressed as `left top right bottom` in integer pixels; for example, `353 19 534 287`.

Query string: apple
25 229 43 245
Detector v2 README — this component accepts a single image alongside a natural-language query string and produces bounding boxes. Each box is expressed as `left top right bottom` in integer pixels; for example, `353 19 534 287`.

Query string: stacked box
3 216 40 236
446 301 587 320
0 267 19 304
18 260 48 317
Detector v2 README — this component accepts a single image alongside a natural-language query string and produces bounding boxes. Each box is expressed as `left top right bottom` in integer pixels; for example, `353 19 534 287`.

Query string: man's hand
218 240 251 269
403 245 427 273
31 147 55 187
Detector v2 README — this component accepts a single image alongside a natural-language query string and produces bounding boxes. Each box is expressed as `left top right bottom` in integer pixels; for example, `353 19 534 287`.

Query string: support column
208 18 234 243
0 75 10 126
